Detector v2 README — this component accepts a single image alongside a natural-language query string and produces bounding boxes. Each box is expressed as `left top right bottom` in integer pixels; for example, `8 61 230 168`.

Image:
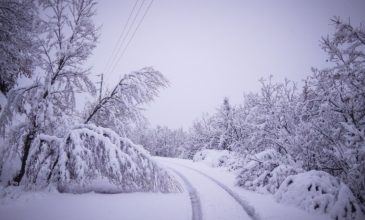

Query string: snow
163 157 332 220
237 149 303 194
189 149 364 219
160 159 251 220
193 149 241 170
16 124 181 193
0 157 352 220
167 167 202 220
0 191 190 220
275 170 364 220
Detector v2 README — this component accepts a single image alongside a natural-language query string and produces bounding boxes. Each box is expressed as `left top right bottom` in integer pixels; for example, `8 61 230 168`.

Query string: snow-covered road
160 159 256 220
157 157 331 220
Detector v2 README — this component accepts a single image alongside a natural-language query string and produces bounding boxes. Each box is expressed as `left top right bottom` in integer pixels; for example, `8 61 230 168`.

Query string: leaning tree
0 0 98 185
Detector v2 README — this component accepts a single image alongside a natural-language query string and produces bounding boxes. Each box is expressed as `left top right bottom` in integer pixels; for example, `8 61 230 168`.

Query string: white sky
87 0 365 129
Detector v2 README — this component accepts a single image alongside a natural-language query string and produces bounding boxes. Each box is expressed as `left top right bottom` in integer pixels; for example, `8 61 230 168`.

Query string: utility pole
96 73 103 101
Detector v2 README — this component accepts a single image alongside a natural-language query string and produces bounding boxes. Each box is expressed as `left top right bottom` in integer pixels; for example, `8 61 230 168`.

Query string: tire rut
165 161 261 220
168 167 203 220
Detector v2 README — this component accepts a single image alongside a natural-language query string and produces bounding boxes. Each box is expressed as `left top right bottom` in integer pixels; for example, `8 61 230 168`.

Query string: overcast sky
87 0 365 129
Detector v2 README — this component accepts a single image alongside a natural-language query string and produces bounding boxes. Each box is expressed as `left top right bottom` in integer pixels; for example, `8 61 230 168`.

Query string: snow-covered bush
237 149 302 193
193 149 242 171
20 124 181 193
275 170 364 220
22 134 61 188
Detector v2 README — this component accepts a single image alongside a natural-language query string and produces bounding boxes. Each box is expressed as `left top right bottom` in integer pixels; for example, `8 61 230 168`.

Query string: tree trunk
12 120 37 185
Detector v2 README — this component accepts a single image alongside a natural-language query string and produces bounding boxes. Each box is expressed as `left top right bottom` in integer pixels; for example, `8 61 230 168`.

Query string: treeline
135 18 365 207
131 125 189 158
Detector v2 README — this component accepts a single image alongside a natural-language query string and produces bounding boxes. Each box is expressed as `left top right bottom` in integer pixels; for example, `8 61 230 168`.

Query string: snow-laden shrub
23 134 61 188
21 124 181 193
275 170 364 220
193 149 242 170
237 149 302 193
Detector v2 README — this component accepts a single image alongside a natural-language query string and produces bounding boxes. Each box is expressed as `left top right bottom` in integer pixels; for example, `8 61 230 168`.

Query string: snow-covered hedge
275 170 364 220
21 124 182 193
237 149 302 193
193 149 242 171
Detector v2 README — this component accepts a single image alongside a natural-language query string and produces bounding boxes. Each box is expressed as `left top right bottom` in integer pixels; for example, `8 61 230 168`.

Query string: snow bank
22 124 182 193
193 149 241 170
237 149 302 193
275 170 364 220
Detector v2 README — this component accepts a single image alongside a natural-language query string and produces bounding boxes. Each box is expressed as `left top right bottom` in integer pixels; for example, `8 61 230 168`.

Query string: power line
105 0 147 77
108 0 154 76
102 0 146 90
102 0 140 76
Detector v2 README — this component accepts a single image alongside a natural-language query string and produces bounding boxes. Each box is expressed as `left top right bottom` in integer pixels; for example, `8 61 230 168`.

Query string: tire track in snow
168 167 203 220
166 161 261 220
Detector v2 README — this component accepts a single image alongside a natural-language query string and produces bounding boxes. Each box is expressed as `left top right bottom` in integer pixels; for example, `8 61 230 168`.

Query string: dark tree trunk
12 129 36 185
47 155 59 183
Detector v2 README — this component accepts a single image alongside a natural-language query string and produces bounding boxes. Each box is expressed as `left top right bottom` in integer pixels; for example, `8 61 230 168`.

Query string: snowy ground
0 157 331 220
0 191 190 220
159 157 331 220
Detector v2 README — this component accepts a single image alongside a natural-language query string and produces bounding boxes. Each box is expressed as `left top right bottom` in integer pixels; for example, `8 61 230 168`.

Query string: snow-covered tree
189 113 219 151
190 17 365 210
245 77 300 155
130 125 189 158
237 149 303 194
0 1 179 193
215 98 237 151
302 17 365 204
0 0 38 95
22 124 181 193
188 98 244 153
84 67 168 136
153 126 188 157
0 0 98 185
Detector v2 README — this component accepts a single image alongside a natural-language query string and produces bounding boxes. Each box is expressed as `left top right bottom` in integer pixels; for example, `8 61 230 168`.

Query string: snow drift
20 124 181 193
237 149 302 193
275 170 364 220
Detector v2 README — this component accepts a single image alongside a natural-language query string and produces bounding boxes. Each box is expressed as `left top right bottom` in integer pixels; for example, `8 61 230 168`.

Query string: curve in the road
166 161 261 220
168 167 203 220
